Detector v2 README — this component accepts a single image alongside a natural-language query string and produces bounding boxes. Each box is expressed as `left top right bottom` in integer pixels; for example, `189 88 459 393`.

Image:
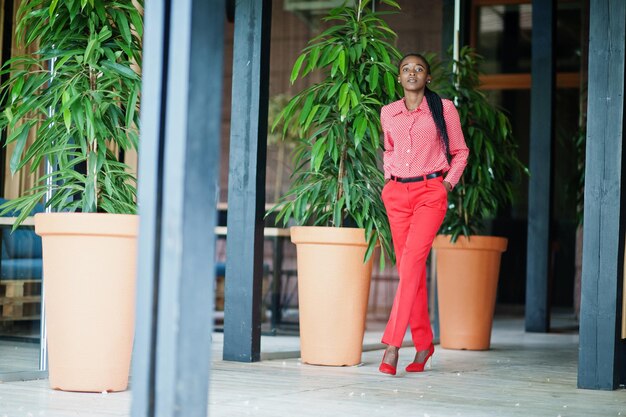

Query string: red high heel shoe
405 343 434 373
378 350 398 376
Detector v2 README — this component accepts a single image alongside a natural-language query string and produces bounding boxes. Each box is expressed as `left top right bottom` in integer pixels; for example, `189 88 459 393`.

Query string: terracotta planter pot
291 226 373 366
35 213 138 392
433 235 507 350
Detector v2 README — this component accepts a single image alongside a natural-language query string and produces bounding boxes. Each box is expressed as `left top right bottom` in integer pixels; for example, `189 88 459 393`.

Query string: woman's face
398 56 431 93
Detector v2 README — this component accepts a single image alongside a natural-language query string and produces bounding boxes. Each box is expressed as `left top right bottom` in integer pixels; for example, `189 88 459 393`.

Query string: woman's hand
443 181 452 192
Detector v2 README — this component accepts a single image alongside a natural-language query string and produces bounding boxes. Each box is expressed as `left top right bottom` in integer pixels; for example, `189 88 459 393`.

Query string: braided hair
398 53 451 161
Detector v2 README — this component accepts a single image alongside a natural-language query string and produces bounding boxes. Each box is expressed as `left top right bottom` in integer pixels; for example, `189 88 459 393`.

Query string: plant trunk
458 176 468 226
88 67 98 211
335 132 348 227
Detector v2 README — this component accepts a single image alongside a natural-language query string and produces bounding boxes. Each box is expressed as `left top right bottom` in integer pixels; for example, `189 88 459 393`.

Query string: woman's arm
442 100 469 189
381 108 394 181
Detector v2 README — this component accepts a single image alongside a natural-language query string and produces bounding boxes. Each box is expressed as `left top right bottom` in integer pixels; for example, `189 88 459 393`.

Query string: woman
379 53 469 376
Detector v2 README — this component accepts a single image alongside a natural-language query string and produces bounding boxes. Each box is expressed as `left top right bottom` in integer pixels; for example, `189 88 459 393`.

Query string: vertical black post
578 0 626 391
525 0 555 333
131 0 225 415
223 0 272 362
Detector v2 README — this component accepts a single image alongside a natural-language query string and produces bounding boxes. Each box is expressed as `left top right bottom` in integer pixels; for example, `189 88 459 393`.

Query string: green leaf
326 81 342 100
115 9 132 45
72 100 85 133
369 65 379 92
333 196 344 226
9 122 32 175
349 89 359 108
62 90 72 132
338 49 346 75
84 36 97 62
101 60 140 80
303 104 320 132
129 9 143 39
338 83 350 108
311 137 326 172
10 77 24 104
126 83 139 128
4 108 13 123
298 94 315 126
290 54 307 84
354 115 367 144
49 0 60 17
384 72 395 96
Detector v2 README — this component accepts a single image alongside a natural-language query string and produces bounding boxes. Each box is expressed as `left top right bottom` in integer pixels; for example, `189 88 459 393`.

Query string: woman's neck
404 90 425 111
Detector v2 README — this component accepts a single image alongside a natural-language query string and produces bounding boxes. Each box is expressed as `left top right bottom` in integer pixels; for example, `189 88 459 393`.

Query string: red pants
381 176 448 349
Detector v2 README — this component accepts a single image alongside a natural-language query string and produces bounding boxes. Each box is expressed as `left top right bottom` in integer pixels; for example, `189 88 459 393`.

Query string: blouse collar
388 97 431 117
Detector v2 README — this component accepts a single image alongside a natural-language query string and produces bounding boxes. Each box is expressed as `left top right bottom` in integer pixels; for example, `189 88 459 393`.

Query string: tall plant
270 0 402 264
0 0 142 225
433 47 527 241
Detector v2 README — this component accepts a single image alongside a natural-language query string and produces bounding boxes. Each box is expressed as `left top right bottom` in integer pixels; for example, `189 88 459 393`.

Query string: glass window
476 2 582 74
477 5 532 74
556 3 582 72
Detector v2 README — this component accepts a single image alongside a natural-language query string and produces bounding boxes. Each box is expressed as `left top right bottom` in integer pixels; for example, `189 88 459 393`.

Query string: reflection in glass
0 203 43 375
477 5 532 74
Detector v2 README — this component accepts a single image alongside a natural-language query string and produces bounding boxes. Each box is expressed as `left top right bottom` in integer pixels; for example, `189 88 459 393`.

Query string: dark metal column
578 0 626 391
525 0 555 333
223 0 272 362
131 0 225 415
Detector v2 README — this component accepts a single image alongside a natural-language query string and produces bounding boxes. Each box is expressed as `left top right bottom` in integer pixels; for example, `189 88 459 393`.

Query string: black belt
390 171 442 183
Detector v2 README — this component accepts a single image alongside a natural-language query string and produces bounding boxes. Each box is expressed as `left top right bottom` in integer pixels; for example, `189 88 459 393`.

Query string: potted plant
430 47 527 350
269 0 400 366
0 0 142 391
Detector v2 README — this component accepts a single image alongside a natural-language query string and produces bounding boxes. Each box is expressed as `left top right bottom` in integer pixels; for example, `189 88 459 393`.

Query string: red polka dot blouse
381 97 469 188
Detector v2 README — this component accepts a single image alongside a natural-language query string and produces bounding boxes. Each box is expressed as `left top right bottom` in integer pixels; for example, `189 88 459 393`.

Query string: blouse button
406 149 410 153
405 163 409 167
